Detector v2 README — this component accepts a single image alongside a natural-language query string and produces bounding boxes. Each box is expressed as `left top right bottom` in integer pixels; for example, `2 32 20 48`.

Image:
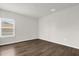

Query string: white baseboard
40 38 79 49
0 38 37 46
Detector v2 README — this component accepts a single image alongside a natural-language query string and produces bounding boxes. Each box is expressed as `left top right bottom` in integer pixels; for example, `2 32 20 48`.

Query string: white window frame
0 18 15 38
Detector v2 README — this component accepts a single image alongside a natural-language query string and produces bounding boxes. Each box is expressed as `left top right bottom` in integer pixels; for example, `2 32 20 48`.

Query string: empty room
0 3 79 56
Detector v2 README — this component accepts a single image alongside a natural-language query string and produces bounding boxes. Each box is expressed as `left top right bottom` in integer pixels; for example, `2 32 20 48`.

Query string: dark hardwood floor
0 39 79 56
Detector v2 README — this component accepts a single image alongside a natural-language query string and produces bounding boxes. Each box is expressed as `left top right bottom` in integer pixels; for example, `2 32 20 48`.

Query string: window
0 18 15 37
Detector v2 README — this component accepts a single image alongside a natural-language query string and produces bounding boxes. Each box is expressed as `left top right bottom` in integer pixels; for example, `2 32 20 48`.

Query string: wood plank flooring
0 39 79 56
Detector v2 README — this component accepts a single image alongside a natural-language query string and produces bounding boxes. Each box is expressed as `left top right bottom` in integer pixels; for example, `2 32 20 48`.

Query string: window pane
0 18 15 37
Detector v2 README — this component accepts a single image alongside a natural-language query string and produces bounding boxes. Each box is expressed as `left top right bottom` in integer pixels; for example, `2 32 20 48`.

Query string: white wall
0 9 38 45
39 5 79 49
1 5 79 49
